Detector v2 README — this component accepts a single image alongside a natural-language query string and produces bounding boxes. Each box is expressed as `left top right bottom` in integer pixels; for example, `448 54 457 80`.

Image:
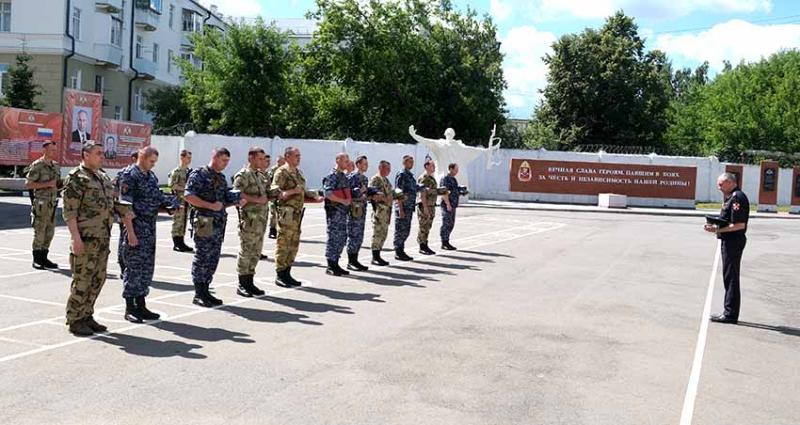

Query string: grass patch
696 202 791 213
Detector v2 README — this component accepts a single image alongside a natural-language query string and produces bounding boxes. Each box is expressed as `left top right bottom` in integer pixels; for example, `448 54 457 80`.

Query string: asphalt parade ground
0 196 797 425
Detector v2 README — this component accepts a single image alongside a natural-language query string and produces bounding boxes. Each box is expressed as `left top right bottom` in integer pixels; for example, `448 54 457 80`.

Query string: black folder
705 215 730 228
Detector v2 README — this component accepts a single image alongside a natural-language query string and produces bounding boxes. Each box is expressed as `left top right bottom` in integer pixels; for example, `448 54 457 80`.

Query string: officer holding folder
704 172 750 324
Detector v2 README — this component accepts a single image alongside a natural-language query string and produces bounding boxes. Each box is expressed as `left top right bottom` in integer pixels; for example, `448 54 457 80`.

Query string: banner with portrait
98 119 152 169
62 89 102 166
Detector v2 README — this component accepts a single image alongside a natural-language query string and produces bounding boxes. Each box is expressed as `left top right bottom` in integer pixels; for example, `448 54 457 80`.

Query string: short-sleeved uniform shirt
186 166 230 219
718 188 749 240
25 157 60 201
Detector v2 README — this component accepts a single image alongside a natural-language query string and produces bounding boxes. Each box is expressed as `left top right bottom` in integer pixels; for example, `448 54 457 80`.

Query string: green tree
2 53 42 110
299 0 507 144
179 19 295 136
144 85 192 134
534 11 672 150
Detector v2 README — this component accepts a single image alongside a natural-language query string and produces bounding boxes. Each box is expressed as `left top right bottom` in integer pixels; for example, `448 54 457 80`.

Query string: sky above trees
202 0 800 118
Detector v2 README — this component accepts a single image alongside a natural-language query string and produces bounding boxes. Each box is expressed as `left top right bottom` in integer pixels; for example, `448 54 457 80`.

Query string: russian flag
37 128 54 138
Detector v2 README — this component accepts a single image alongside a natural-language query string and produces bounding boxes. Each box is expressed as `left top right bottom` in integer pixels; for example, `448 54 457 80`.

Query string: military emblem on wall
518 160 532 182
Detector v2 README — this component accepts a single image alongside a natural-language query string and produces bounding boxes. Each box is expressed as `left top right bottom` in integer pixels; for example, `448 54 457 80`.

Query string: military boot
237 274 254 297
136 296 160 320
419 244 435 255
441 242 457 251
395 249 413 261
173 236 194 252
248 275 265 296
124 297 145 323
347 253 369 271
276 269 293 288
192 285 220 308
371 250 389 266
286 268 302 287
85 316 108 333
68 320 94 337
268 227 277 239
41 250 59 268
326 260 345 276
32 250 46 270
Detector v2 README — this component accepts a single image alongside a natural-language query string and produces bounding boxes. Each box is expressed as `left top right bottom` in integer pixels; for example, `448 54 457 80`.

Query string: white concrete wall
108 134 796 207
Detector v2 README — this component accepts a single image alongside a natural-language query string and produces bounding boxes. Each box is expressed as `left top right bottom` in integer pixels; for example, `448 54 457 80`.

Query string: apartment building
0 0 225 125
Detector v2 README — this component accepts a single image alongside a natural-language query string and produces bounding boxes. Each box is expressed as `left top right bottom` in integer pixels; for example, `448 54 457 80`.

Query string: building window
167 49 173 73
0 2 11 33
114 106 123 120
111 17 123 46
0 64 8 96
147 0 162 13
69 70 82 90
134 87 143 111
94 75 104 93
71 7 81 40
152 43 159 63
169 4 174 29
182 9 199 32
135 35 143 59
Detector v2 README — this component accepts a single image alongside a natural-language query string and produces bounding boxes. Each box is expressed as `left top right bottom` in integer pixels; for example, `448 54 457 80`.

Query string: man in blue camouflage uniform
118 147 176 322
323 152 352 276
439 163 460 250
185 148 245 307
113 151 138 274
346 155 378 271
393 155 418 261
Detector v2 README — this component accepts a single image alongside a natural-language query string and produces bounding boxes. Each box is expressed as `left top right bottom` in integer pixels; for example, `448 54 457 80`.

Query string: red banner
98 118 152 168
509 159 697 200
62 89 102 166
0 107 63 165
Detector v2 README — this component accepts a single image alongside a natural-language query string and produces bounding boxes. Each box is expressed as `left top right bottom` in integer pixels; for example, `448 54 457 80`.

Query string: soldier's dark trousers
192 217 226 290
721 236 746 320
393 208 414 250
325 208 348 262
440 206 456 243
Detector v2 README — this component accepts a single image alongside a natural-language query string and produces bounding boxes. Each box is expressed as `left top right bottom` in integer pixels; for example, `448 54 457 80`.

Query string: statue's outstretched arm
408 125 442 147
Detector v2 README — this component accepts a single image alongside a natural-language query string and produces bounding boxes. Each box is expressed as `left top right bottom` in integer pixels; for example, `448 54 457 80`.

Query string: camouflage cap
42 140 55 147
81 140 102 152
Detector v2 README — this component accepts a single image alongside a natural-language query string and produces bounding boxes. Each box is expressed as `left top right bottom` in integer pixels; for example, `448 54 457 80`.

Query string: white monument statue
408 125 501 199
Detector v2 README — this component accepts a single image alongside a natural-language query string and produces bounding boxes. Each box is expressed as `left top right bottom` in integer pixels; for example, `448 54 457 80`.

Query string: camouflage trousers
440 206 457 243
191 216 226 288
30 198 56 250
393 206 414 250
416 204 436 245
237 209 267 275
171 198 190 237
325 207 348 262
346 215 366 255
66 237 110 325
268 201 278 231
121 219 156 298
371 205 391 251
275 206 303 272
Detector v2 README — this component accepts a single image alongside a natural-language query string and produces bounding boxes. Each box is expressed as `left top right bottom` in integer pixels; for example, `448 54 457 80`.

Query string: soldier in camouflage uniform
233 147 271 298
169 149 193 252
265 156 286 239
346 155 382 271
24 140 61 269
118 147 176 322
323 153 353 276
185 148 245 307
256 153 272 260
394 155 418 261
369 160 398 266
113 152 138 274
439 163 459 250
271 147 322 287
63 141 133 336
416 160 438 255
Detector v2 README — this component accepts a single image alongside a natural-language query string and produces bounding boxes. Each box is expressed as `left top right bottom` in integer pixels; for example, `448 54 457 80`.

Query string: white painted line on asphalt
0 270 46 279
0 336 45 348
679 240 721 425
0 294 64 307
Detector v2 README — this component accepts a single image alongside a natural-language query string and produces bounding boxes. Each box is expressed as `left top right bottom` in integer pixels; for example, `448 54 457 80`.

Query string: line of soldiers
24 140 464 336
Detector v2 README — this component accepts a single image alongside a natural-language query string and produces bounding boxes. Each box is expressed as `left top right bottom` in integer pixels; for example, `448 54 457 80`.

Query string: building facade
0 0 225 125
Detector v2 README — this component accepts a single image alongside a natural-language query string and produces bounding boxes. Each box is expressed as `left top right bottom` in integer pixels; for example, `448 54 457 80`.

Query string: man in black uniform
704 172 749 324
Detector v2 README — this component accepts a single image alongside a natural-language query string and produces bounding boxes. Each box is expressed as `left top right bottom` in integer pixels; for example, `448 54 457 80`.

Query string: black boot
347 253 369 271
237 274 254 297
268 227 277 239
193 285 221 308
419 243 435 255
136 296 160 320
286 268 302 287
124 297 144 323
173 236 194 252
326 260 345 276
260 253 268 260
32 250 45 270
395 249 413 261
41 250 58 268
85 316 108 332
371 250 389 266
276 269 293 288
441 242 457 251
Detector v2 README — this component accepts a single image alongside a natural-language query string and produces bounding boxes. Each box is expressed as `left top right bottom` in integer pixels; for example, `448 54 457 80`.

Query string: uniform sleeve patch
732 202 740 211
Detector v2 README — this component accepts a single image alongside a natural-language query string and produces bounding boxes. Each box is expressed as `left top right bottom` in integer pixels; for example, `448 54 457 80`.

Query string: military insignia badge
518 161 532 182
733 202 740 211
